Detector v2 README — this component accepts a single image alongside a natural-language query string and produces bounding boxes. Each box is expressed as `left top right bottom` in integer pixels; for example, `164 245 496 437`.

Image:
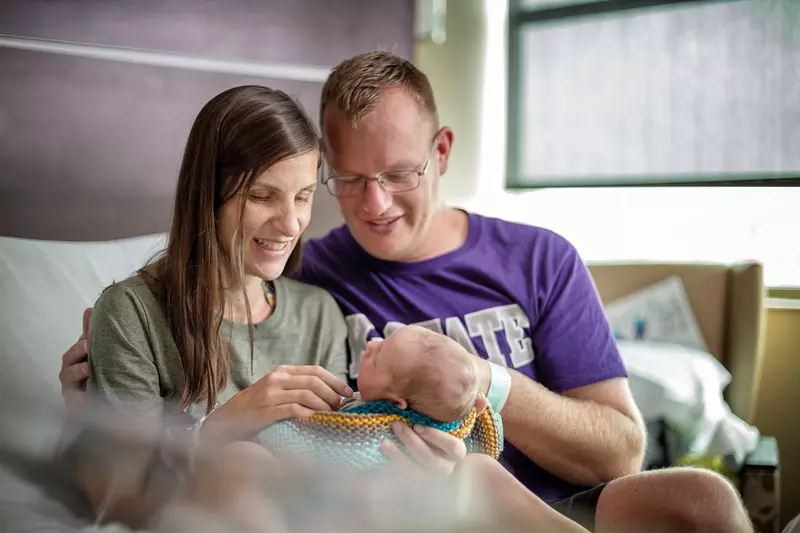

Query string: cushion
604 275 708 351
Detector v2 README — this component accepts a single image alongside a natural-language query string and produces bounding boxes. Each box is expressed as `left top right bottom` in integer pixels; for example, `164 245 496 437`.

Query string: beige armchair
587 261 779 533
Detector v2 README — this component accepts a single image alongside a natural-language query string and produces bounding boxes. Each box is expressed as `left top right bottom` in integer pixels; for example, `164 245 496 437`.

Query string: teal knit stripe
344 400 463 432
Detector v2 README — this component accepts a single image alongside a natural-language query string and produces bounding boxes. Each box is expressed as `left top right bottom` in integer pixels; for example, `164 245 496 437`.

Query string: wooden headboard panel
587 261 766 423
0 0 413 242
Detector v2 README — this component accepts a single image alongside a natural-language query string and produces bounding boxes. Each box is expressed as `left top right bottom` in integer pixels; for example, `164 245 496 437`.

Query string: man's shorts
551 483 608 532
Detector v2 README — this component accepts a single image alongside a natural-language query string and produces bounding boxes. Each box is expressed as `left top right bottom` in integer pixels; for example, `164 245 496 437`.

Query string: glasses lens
326 177 363 197
380 171 420 193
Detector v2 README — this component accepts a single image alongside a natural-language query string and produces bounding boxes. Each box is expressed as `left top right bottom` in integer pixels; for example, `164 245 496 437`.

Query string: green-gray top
86 273 348 423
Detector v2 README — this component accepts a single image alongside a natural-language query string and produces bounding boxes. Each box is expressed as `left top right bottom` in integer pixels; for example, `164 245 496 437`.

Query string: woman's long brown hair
147 86 320 414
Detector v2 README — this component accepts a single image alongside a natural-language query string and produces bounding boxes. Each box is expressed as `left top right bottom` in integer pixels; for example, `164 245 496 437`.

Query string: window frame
505 0 800 189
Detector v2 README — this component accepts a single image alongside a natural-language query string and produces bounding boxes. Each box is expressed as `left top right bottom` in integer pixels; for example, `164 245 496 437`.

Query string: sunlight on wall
475 0 507 200
445 0 800 288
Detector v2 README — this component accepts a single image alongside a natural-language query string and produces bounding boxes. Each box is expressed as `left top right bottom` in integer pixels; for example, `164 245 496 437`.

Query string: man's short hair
320 51 439 129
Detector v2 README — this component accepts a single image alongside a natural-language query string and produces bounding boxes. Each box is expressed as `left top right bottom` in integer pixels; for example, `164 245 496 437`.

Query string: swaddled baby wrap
258 400 504 469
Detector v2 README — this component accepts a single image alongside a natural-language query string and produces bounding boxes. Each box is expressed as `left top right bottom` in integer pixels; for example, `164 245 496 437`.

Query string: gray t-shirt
86 273 348 423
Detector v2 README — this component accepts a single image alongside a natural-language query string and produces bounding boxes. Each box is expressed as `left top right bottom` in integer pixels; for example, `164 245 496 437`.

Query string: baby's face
356 334 418 404
357 339 394 402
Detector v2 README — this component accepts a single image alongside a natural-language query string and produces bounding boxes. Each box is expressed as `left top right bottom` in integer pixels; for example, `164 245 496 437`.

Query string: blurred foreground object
0 378 521 533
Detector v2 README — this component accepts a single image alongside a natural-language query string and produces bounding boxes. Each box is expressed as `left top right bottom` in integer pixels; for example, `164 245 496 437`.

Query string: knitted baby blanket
258 401 504 469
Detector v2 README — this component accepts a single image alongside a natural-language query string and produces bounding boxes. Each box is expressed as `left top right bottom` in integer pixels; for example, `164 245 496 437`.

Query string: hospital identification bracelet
486 361 512 413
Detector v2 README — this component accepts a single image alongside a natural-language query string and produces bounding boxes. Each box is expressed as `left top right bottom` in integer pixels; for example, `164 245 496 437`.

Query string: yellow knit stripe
305 412 411 430
295 405 501 459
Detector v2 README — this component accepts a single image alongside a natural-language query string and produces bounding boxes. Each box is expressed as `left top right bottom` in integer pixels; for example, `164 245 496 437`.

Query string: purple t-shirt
295 211 627 503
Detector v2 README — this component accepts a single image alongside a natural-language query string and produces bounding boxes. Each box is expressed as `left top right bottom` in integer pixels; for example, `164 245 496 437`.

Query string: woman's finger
410 426 467 461
271 389 333 413
60 361 90 384
283 365 353 398
61 339 89 368
82 307 92 337
389 422 452 473
379 438 416 467
284 375 344 410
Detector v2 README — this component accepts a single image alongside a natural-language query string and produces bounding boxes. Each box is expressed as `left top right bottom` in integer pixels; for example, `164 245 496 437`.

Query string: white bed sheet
0 234 167 400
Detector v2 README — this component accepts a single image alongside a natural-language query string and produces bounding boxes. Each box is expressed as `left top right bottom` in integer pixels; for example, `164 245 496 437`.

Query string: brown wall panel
0 0 414 68
0 0 414 241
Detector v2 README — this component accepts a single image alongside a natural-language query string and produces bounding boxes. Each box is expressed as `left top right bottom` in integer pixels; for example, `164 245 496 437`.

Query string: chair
588 261 780 533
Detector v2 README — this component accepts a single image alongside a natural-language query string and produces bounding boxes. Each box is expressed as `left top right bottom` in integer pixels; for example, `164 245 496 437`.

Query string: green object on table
674 453 739 486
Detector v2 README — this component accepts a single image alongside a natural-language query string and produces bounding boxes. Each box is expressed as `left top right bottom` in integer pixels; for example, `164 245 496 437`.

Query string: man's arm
477 235 647 487
478 364 646 486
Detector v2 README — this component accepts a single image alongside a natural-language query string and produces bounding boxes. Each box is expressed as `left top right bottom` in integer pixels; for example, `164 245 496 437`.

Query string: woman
72 86 353 524
86 86 351 439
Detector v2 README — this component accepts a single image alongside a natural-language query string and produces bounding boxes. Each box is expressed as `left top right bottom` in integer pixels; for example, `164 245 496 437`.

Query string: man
60 51 751 533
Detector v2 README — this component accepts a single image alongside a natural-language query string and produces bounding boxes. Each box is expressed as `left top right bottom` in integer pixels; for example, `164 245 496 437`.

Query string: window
506 0 800 188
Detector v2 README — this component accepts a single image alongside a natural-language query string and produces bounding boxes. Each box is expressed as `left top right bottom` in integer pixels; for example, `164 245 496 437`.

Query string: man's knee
597 467 752 533
674 469 751 533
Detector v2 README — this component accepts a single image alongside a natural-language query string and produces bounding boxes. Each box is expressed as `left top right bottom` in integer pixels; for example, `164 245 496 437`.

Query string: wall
755 302 800 529
0 0 414 241
415 0 486 204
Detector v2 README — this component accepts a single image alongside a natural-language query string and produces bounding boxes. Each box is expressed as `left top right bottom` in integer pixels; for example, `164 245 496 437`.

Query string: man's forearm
480 364 645 487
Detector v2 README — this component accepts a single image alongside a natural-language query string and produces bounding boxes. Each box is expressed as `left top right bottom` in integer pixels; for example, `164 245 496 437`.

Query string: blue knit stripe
344 400 463 432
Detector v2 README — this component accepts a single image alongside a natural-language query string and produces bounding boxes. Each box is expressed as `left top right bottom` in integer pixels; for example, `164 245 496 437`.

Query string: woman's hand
380 424 467 474
59 308 93 410
201 365 353 444
380 395 490 474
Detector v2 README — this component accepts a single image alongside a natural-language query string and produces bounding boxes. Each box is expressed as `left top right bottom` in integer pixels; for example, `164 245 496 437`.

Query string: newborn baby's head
357 326 479 422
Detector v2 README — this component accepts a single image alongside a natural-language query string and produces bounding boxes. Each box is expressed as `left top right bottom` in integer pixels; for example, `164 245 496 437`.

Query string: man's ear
434 126 454 177
474 394 489 416
392 397 408 410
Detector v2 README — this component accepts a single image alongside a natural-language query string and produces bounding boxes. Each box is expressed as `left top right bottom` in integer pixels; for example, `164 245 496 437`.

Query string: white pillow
0 234 167 402
618 340 758 465
604 276 708 352
618 339 730 425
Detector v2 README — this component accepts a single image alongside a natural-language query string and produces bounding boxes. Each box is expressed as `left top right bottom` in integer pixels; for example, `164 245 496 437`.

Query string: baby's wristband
486 361 511 413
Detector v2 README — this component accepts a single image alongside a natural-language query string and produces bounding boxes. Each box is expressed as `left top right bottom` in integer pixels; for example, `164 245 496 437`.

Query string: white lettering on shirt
497 304 535 367
383 321 406 338
345 306 535 379
346 313 377 378
464 308 506 366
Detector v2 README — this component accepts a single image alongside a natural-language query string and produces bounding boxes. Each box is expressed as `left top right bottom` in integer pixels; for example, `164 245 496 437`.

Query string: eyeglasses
321 132 440 197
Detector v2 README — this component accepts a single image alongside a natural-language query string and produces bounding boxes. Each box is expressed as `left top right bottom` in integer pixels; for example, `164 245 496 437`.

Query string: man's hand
380 395 489 474
59 308 92 409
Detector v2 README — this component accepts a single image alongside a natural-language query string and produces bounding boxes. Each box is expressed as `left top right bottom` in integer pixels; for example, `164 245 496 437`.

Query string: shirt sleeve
529 243 627 393
87 283 164 421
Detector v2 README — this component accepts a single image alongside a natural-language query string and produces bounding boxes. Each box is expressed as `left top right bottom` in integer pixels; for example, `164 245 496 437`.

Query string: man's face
322 88 452 262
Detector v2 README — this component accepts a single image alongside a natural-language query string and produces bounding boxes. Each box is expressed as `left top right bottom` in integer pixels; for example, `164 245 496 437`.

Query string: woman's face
218 151 318 281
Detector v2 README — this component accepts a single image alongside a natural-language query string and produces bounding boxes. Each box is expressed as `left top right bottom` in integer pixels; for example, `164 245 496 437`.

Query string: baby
256 325 497 472
342 325 481 422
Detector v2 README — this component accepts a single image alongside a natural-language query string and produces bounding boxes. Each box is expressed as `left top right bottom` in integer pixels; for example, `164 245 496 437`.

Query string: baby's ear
474 394 489 416
392 398 408 410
